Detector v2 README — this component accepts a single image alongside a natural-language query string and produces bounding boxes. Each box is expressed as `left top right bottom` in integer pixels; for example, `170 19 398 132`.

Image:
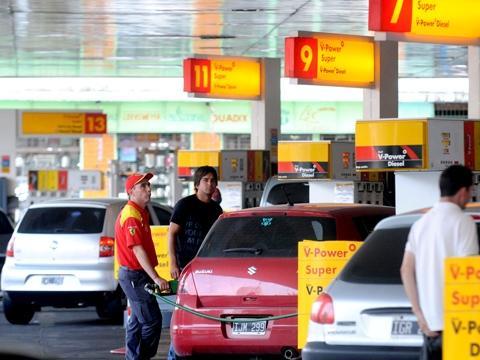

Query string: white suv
0 198 172 324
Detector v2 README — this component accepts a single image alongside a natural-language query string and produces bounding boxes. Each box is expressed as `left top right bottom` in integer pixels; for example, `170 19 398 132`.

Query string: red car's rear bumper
170 307 298 357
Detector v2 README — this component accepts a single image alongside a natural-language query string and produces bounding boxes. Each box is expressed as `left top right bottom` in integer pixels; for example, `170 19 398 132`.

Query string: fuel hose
144 283 298 323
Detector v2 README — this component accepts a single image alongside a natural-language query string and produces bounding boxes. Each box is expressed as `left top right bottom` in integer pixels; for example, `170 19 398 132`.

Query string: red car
171 204 395 359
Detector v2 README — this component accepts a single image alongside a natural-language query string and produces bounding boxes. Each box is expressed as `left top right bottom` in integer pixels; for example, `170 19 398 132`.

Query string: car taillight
6 237 14 257
176 267 200 307
310 293 335 324
99 236 114 257
178 269 197 295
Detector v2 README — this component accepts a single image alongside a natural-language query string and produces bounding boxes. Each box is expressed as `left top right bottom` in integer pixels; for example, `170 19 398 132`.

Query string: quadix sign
369 0 480 45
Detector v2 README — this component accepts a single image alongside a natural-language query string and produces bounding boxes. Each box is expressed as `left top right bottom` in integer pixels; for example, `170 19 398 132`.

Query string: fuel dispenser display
356 118 480 212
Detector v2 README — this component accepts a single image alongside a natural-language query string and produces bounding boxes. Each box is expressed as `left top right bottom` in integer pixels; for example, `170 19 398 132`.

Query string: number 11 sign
285 32 375 88
184 56 262 100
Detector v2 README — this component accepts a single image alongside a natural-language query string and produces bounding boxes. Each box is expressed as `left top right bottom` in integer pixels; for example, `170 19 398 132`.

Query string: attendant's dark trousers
119 267 162 360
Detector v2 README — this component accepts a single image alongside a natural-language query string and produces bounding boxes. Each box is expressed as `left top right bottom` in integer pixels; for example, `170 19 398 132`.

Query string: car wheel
3 292 35 325
95 289 124 322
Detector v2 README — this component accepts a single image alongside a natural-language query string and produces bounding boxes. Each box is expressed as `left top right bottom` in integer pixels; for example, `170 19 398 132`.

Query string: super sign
284 33 375 88
183 57 261 99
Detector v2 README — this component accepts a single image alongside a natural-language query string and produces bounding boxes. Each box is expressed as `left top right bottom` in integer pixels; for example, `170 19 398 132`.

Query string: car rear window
266 182 309 205
197 216 336 258
341 223 480 285
18 207 106 234
352 215 391 239
340 227 410 284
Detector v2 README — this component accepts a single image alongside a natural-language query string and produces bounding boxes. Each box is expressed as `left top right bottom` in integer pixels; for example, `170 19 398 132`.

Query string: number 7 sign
368 0 412 32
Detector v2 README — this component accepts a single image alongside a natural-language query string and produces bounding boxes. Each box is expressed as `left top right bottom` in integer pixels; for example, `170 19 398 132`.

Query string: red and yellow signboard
464 121 480 171
298 240 363 348
369 0 480 44
278 141 330 179
285 33 375 88
184 57 261 99
22 112 107 135
444 257 480 359
177 150 220 180
355 120 427 171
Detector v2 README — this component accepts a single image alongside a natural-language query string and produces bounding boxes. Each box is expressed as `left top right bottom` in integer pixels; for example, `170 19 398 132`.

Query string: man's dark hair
193 166 218 191
439 164 473 197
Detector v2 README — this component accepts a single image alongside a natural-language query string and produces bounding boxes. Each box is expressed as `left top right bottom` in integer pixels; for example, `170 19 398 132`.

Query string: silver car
302 214 422 360
302 208 480 360
0 198 172 325
260 176 309 207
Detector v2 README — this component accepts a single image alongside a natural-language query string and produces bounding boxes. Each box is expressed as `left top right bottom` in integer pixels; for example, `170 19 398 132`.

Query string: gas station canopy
0 0 468 78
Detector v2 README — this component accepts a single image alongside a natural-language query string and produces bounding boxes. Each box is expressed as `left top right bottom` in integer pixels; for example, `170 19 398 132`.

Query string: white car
259 176 309 207
302 207 480 360
1 198 172 324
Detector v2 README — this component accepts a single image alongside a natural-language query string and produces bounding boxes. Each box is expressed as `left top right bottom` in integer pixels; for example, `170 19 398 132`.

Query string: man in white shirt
401 164 479 360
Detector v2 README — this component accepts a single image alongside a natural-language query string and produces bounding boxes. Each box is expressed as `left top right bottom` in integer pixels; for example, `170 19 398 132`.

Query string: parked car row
5 192 474 359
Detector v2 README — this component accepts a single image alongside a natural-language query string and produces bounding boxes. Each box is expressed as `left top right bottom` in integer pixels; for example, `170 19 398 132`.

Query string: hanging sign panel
369 0 480 44
22 112 107 136
285 32 375 88
183 56 262 100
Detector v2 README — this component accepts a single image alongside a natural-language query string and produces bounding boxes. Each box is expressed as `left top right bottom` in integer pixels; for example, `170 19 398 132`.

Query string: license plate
41 276 64 285
391 319 420 336
232 320 267 335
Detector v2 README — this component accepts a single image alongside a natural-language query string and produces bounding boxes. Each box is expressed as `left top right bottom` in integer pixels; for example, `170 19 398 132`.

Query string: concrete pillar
251 58 281 165
468 46 480 119
0 110 17 195
363 40 399 120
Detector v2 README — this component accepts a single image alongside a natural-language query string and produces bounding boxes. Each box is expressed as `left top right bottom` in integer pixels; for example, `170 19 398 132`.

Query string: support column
469 46 480 119
251 58 281 168
363 40 398 119
0 110 17 196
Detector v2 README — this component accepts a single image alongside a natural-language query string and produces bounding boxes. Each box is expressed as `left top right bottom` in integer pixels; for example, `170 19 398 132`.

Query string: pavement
0 296 172 360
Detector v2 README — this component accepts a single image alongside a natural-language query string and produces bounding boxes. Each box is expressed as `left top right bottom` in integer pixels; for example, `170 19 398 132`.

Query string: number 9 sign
285 37 317 79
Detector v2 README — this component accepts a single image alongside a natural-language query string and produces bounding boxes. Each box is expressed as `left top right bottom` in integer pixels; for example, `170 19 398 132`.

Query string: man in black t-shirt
168 166 223 279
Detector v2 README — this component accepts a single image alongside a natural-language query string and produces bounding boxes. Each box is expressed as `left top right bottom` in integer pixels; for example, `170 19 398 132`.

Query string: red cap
125 172 153 194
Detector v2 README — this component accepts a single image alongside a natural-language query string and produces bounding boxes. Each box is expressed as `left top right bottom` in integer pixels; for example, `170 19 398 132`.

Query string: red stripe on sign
312 162 326 173
464 121 474 169
355 146 379 161
278 162 296 173
178 167 191 176
401 146 419 160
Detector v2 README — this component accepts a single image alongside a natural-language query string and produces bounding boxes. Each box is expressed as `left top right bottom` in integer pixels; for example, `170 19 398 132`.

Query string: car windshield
197 216 336 258
266 182 309 205
18 207 106 234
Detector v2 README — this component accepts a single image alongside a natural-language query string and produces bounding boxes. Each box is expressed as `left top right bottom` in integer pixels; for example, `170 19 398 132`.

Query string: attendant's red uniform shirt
115 200 158 270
